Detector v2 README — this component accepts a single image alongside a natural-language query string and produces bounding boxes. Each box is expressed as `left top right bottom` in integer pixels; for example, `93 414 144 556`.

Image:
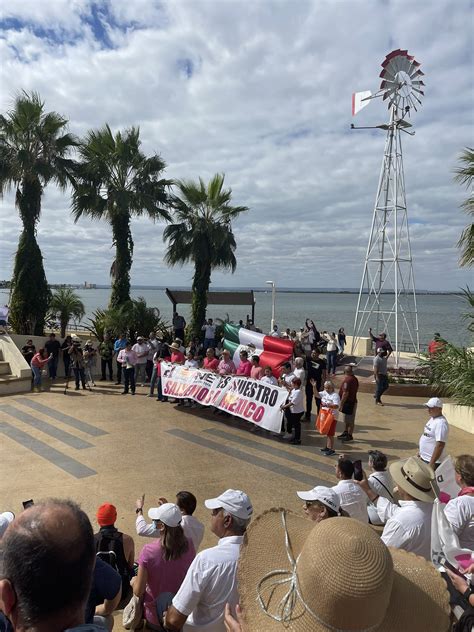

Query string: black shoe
115 382 121 385
302 414 310 422
75 386 80 391
121 391 128 395
131 391 135 395
320 446 329 453
99 377 106 381
324 449 336 456
290 439 301 445
341 434 354 442
337 430 349 439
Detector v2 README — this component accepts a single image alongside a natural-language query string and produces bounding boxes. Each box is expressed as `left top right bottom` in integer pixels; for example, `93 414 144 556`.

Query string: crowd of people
1 449 472 632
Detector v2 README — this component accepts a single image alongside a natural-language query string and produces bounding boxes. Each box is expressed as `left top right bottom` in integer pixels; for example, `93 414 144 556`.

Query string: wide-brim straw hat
389 456 435 503
238 510 450 632
169 342 181 350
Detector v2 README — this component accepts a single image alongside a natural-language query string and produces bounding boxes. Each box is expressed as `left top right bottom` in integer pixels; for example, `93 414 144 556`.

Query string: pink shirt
31 353 49 368
218 359 236 375
171 351 185 364
117 349 138 366
250 366 264 380
203 357 219 372
138 538 195 625
236 359 252 377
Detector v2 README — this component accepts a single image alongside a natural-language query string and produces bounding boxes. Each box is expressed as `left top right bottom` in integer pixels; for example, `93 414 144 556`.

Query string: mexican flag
223 324 294 375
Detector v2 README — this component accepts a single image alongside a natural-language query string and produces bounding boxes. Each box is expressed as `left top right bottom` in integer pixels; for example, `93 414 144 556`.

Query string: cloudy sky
0 0 472 290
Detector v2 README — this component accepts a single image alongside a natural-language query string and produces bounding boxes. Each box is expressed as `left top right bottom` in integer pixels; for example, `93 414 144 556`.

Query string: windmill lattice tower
351 49 425 365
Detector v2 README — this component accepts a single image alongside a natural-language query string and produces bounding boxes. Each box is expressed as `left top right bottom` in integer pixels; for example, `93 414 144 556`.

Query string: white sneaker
282 432 293 440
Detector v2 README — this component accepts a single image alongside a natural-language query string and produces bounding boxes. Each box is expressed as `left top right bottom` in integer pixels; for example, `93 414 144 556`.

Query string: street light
266 281 276 331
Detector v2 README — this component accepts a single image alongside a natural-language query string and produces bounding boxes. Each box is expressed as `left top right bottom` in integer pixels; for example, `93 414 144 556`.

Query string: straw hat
389 456 435 503
169 342 181 350
238 510 450 632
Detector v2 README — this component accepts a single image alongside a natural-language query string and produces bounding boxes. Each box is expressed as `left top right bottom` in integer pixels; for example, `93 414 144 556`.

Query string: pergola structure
165 288 255 323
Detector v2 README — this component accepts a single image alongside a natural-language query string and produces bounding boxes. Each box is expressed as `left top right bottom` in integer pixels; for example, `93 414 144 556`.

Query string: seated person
332 459 368 522
366 450 396 525
85 558 121 630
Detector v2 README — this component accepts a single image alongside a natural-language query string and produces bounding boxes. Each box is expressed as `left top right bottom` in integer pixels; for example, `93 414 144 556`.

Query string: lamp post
266 281 276 331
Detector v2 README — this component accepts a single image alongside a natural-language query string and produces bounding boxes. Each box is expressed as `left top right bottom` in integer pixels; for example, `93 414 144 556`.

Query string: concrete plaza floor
1 379 472 629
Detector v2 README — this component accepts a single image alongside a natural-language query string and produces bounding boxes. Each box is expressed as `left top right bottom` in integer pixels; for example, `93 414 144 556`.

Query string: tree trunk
9 180 50 335
191 262 211 340
110 213 132 309
60 316 67 339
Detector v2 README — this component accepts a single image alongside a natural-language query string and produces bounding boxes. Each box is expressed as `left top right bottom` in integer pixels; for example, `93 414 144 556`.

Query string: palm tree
164 173 248 339
72 124 171 308
48 288 85 338
454 147 474 267
0 91 77 334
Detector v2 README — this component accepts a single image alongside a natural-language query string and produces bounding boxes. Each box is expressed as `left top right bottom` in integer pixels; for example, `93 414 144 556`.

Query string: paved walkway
1 379 471 629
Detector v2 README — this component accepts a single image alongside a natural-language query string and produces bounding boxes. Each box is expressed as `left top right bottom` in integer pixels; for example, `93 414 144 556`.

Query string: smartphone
353 460 363 482
22 499 34 509
442 558 466 578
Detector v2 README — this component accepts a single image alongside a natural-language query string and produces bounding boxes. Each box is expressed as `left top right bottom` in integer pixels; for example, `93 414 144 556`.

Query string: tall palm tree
164 173 248 339
48 288 85 338
454 147 474 268
0 91 77 334
72 124 171 308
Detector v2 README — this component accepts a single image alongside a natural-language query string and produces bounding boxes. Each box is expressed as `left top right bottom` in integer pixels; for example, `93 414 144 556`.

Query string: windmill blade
412 80 425 87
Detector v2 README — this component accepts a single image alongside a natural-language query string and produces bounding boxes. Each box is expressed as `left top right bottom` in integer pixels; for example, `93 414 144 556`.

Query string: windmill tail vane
352 49 424 116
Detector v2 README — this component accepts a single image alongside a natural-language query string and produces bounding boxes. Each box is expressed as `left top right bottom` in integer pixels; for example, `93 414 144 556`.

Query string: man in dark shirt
21 340 36 365
304 350 327 420
368 329 393 358
45 333 61 379
338 366 359 442
85 558 122 629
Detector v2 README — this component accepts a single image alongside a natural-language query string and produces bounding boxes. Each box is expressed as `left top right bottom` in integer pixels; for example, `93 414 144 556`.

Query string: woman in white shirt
311 379 340 456
366 450 396 525
444 454 474 550
323 332 339 375
280 377 305 445
261 366 278 385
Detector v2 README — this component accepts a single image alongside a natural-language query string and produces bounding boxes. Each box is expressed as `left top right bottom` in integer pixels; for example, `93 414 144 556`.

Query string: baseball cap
424 397 443 408
148 503 182 527
296 486 340 513
204 489 253 520
0 511 15 538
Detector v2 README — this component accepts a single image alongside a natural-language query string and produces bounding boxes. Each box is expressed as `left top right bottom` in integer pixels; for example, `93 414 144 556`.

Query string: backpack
94 528 131 594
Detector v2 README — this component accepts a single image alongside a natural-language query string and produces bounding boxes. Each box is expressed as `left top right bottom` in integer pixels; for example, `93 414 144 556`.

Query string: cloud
0 0 472 291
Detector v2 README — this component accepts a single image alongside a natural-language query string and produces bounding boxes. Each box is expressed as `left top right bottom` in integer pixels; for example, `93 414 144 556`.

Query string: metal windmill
350 49 425 365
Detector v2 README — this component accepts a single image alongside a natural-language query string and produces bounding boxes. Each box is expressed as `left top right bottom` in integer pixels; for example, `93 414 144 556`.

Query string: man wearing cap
418 397 449 470
132 336 149 386
373 347 389 406
296 486 342 522
359 456 435 560
368 328 393 358
163 489 253 632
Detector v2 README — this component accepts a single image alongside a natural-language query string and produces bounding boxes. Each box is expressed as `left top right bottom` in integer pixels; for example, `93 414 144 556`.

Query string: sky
0 0 472 291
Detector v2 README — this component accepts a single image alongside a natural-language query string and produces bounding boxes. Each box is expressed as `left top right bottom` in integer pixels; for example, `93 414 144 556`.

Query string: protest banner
161 363 286 432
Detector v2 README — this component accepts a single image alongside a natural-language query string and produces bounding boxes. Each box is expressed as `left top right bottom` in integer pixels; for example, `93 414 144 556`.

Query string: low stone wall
443 403 474 435
0 334 31 378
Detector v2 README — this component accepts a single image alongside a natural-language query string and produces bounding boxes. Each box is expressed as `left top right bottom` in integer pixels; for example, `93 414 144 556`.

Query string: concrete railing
0 334 31 379
443 403 474 435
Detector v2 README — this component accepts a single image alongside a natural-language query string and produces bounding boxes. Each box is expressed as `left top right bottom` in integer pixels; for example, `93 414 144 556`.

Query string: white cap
148 503 182 527
296 486 340 513
0 511 15 538
424 397 443 408
205 489 253 520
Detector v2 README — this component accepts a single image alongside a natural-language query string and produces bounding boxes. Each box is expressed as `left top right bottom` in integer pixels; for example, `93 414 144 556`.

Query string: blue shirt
114 339 127 353
85 558 121 623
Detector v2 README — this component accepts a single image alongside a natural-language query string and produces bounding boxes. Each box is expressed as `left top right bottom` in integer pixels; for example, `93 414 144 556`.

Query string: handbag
316 408 335 435
123 593 143 630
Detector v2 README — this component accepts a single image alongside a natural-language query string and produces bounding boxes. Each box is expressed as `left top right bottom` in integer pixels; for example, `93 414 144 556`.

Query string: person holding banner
218 349 236 376
236 350 252 377
280 377 305 445
203 347 219 372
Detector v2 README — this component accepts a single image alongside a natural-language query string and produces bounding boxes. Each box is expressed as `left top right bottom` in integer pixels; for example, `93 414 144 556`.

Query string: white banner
161 363 287 432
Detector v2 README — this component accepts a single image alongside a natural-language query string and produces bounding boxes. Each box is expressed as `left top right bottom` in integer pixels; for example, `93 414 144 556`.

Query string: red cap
97 503 117 526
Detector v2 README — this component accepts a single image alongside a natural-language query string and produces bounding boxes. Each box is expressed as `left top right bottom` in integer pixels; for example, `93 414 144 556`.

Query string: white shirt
293 366 306 386
132 342 149 364
185 359 199 369
135 514 205 552
173 535 243 631
368 470 395 502
419 415 449 463
282 372 295 386
444 495 474 550
332 479 368 523
377 498 433 560
318 390 340 420
288 388 305 414
261 375 278 386
202 324 216 339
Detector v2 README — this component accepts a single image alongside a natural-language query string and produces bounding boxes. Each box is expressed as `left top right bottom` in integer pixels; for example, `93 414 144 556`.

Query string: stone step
0 361 11 375
0 375 32 396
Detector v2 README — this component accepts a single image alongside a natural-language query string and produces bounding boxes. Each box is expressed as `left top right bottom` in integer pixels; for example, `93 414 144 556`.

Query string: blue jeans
73 367 86 388
375 374 389 402
327 350 337 374
149 366 158 395
135 363 146 384
31 365 42 386
203 338 215 351
48 356 59 379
